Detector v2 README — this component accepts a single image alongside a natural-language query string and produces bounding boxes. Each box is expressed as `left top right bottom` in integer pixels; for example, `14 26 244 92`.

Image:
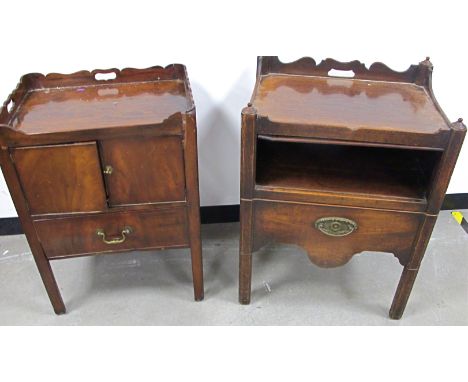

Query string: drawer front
34 207 189 259
99 136 186 206
12 142 107 215
253 200 423 267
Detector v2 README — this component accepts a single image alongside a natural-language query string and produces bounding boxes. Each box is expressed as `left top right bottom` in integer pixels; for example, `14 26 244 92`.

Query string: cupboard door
99 136 186 206
12 142 107 215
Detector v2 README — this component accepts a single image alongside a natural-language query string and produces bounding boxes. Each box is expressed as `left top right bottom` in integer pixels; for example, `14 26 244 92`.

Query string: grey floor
0 210 467 325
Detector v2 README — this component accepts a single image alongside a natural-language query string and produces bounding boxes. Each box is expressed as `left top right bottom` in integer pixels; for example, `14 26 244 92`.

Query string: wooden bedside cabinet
0 65 203 314
239 56 466 319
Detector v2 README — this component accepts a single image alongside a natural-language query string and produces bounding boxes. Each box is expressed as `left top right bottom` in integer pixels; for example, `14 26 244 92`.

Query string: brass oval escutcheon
314 217 358 237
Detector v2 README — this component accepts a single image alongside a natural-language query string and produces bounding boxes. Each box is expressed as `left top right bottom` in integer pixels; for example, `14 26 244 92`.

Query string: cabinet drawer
34 207 189 259
253 200 423 267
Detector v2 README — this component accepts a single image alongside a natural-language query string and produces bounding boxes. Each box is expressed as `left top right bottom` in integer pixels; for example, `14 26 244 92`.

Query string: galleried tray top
251 57 451 140
0 65 194 135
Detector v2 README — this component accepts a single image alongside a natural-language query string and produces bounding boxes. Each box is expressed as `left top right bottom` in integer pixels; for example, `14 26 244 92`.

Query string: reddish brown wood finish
253 200 422 267
255 137 440 204
389 214 437 319
9 81 190 134
100 136 186 206
239 108 256 304
0 64 203 313
183 112 204 301
252 57 451 148
0 65 192 129
34 206 188 259
12 142 107 215
254 75 448 135
0 148 65 314
239 199 254 304
239 56 466 318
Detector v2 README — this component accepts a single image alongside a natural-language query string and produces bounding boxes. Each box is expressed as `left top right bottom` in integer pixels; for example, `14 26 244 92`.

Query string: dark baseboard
200 204 240 224
440 193 468 210
0 193 466 236
0 217 22 236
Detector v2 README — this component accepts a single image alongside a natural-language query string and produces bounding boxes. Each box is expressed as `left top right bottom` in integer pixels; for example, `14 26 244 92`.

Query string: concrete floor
0 210 467 325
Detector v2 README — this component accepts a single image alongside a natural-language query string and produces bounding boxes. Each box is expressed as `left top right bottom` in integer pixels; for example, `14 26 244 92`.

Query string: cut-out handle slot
328 69 355 78
6 99 14 113
95 72 117 81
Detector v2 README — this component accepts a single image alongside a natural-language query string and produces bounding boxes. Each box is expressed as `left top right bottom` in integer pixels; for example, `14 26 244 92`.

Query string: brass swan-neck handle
96 226 133 244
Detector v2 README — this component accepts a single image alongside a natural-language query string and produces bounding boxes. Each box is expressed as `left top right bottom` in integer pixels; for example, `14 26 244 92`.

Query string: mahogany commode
0 64 204 314
239 56 466 319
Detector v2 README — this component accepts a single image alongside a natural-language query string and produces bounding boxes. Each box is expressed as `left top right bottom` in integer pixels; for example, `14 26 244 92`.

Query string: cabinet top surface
9 80 190 134
0 65 194 138
252 74 449 134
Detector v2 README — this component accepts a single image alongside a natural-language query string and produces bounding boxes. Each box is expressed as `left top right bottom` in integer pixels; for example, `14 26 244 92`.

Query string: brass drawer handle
103 165 113 175
315 217 357 237
96 226 133 244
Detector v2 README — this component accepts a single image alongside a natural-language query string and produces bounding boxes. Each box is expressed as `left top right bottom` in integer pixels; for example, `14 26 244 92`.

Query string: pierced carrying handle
1 94 15 120
323 59 368 78
259 56 419 83
92 68 120 81
96 226 133 245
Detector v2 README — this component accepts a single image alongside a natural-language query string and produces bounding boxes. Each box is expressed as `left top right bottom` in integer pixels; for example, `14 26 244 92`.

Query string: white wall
1 1 467 217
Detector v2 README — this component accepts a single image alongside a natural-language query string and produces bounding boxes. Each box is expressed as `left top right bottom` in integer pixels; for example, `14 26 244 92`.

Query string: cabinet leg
183 112 204 301
33 255 66 315
1 148 65 314
239 199 253 304
189 238 204 302
389 267 418 320
389 215 436 319
239 253 252 304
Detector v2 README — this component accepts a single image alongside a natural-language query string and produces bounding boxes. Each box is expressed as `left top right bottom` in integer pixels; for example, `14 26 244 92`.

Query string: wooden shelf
255 137 441 202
